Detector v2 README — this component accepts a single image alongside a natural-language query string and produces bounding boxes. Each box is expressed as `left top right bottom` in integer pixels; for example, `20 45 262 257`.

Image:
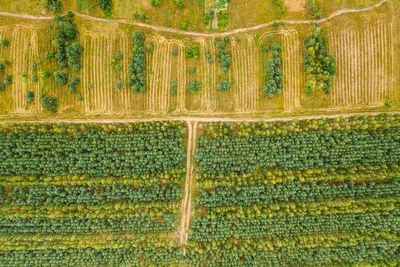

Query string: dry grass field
0 0 397 119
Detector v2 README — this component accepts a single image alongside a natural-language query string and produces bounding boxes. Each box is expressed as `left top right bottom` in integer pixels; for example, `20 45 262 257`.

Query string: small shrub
40 94 57 112
125 77 134 86
216 42 225 50
114 64 122 71
187 80 201 94
25 91 34 102
3 59 10 66
151 0 162 6
173 0 184 9
146 43 154 51
170 89 177 96
0 83 5 91
98 0 112 16
77 93 83 100
224 36 230 43
2 39 9 47
31 64 37 71
171 49 178 56
114 52 123 60
189 67 197 74
180 22 188 31
4 75 12 85
170 80 177 88
69 76 80 87
44 51 54 58
263 46 269 53
22 73 28 79
54 70 68 86
116 82 123 90
185 45 200 58
216 80 231 91
267 35 274 42
0 64 4 72
31 74 38 82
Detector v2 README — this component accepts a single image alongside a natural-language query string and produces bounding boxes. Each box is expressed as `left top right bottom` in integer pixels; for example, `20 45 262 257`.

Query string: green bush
97 0 112 16
54 70 68 86
25 91 34 102
185 45 200 58
31 64 37 71
0 64 4 72
171 49 178 56
45 0 62 12
2 39 9 47
216 80 231 91
4 75 12 85
170 80 177 88
40 94 58 112
189 67 197 74
173 0 184 9
114 64 122 71
170 89 177 96
146 43 154 51
187 80 201 94
114 51 123 61
0 83 5 91
116 82 123 89
151 0 162 6
31 75 38 83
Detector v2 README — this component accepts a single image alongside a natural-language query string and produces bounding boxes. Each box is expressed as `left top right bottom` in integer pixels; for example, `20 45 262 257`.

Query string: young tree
2 39 9 47
54 70 68 85
25 91 34 102
171 49 178 56
4 75 12 85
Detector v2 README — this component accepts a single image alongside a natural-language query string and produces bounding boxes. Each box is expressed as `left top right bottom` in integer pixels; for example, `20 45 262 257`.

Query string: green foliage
217 10 228 27
216 42 225 50
170 80 177 88
127 31 146 93
267 34 274 42
1 39 9 47
77 93 83 100
173 0 184 9
263 42 282 98
217 50 231 72
2 59 10 66
25 91 34 102
114 51 123 61
114 64 122 71
146 43 154 51
170 89 177 96
271 0 287 15
53 70 68 86
187 80 201 94
185 45 200 58
0 83 5 91
40 94 58 112
303 24 336 94
44 0 62 12
189 67 197 74
68 76 80 93
31 74 38 83
97 0 112 16
31 64 37 71
215 80 231 92
116 82 123 90
171 49 178 56
151 0 162 6
0 64 4 72
4 75 12 85
179 22 188 31
206 53 214 64
44 51 54 58
306 0 321 19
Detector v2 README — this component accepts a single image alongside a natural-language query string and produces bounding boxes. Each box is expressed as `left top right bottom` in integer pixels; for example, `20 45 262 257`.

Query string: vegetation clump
25 91 34 102
187 80 201 94
127 31 146 93
263 42 282 98
303 24 336 94
54 70 68 86
97 0 112 16
1 39 9 47
173 0 184 9
216 80 231 92
40 94 58 112
185 45 200 58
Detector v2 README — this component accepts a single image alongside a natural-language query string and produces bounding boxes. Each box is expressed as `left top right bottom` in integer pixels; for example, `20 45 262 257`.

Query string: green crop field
0 0 399 265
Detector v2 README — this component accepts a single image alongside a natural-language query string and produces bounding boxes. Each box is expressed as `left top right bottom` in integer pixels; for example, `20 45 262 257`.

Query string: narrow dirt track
0 0 387 37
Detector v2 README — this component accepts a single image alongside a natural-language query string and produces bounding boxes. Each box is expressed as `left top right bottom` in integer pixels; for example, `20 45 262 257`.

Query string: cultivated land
0 0 397 119
0 0 400 265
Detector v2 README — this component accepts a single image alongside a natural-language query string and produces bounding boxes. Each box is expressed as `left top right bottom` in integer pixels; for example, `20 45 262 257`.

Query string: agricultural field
0 0 399 265
189 114 400 265
0 121 188 265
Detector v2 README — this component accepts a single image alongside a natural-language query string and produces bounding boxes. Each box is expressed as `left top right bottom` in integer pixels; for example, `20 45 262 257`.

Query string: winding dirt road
0 0 388 36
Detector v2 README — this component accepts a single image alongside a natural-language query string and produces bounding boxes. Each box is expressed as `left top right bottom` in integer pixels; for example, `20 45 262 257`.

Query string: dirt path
179 121 193 254
0 0 387 37
0 111 399 124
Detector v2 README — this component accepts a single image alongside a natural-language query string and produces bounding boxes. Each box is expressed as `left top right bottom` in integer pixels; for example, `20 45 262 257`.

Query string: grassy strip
196 164 400 188
189 209 400 241
0 247 184 266
0 168 185 186
185 240 400 266
0 215 177 234
0 232 175 250
194 196 400 219
0 201 180 219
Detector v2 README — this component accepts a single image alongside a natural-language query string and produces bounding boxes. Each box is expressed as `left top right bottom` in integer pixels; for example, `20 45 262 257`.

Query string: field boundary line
0 111 399 124
0 0 388 37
